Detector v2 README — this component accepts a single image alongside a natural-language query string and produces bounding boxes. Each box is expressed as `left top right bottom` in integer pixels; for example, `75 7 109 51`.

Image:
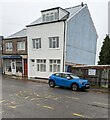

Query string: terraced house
26 4 98 78
2 29 28 76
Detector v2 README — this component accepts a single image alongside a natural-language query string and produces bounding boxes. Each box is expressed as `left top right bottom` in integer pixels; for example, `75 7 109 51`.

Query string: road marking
73 113 92 118
9 106 16 109
66 96 79 100
53 97 59 100
25 96 30 99
43 105 54 109
0 111 4 113
93 102 108 106
73 113 85 118
72 97 79 100
30 98 35 101
0 100 6 103
10 101 16 104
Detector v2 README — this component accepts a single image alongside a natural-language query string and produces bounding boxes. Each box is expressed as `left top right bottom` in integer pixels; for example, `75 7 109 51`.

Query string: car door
61 74 72 87
54 73 63 86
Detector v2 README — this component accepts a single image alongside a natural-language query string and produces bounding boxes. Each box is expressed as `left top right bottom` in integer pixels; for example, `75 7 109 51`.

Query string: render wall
66 6 97 65
27 22 65 78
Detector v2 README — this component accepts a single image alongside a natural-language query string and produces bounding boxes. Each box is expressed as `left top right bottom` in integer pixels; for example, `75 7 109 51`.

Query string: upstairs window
17 41 25 50
49 37 59 48
46 14 49 21
55 12 58 20
6 42 12 51
42 12 59 22
32 38 41 49
50 13 54 21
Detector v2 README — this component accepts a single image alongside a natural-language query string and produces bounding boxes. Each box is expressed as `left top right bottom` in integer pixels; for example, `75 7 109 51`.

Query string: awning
2 55 22 59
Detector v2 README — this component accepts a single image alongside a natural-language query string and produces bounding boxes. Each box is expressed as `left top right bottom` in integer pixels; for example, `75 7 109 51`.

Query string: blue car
49 72 90 91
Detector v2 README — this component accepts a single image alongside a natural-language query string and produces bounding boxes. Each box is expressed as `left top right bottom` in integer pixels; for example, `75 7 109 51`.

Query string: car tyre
49 80 55 88
71 83 79 91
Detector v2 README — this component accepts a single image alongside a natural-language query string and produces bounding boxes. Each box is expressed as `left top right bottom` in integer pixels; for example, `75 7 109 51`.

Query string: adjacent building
0 36 3 72
2 29 28 76
26 4 98 78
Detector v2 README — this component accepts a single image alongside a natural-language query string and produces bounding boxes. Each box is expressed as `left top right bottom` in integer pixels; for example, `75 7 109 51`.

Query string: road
1 75 109 118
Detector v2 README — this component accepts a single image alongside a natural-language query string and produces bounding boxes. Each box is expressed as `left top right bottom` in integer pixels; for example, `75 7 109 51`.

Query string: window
6 42 12 51
42 14 46 22
50 13 54 21
16 61 22 72
49 59 61 72
36 59 46 72
55 12 58 20
5 60 11 72
32 38 41 49
42 12 59 22
49 37 59 48
46 14 49 21
17 41 25 50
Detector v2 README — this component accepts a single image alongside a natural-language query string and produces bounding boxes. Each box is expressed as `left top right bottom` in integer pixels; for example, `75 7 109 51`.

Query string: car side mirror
67 77 71 80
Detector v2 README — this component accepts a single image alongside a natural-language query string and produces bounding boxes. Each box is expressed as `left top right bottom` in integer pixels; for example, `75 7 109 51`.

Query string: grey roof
29 4 86 26
65 5 84 17
30 17 42 25
6 28 27 39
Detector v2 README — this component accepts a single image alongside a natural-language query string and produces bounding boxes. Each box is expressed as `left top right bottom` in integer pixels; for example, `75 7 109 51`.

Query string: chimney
81 2 84 7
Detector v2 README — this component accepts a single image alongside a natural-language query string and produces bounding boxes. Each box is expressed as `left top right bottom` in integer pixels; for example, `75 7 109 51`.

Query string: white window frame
49 36 59 48
42 12 58 22
17 41 25 50
6 42 12 51
36 59 46 72
32 38 41 49
49 59 61 72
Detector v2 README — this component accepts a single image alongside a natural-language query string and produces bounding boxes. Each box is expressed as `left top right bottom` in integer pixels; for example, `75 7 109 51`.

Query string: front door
11 60 16 75
24 59 28 76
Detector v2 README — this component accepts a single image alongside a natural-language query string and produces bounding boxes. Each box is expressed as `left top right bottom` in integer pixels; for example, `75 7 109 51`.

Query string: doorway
24 59 28 76
11 60 16 75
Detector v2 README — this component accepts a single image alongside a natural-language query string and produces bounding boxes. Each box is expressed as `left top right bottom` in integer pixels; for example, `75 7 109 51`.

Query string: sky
0 0 109 64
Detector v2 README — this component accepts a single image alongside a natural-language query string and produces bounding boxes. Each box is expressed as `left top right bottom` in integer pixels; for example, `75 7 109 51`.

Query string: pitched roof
65 5 85 17
28 4 86 27
5 28 27 39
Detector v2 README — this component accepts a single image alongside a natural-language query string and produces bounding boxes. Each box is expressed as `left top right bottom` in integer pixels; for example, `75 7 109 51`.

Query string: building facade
2 29 28 76
0 36 3 72
27 4 98 78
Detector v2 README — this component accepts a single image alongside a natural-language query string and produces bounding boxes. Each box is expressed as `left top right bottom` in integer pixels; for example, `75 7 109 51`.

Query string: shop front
2 55 27 76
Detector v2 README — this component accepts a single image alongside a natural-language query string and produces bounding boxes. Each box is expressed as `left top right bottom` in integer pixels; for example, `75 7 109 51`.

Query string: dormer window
42 12 59 22
55 12 58 20
46 13 49 21
50 13 54 21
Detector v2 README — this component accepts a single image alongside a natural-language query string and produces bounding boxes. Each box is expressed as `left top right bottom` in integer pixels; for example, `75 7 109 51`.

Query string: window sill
18 49 25 51
48 48 60 50
32 48 42 51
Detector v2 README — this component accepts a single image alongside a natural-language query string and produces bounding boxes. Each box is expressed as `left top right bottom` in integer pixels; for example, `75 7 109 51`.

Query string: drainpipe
62 21 66 72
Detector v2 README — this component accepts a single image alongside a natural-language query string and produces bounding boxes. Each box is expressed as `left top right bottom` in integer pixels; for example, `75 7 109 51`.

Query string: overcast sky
0 0 109 64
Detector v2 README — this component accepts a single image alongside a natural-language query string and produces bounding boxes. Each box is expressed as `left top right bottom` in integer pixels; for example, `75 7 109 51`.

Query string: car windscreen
68 74 80 79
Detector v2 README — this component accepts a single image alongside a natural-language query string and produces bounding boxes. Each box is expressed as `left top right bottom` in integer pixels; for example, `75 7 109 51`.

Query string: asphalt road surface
1 75 109 118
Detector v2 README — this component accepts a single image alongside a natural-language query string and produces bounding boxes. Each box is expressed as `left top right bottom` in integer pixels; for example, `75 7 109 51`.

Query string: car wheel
49 80 55 88
71 83 79 91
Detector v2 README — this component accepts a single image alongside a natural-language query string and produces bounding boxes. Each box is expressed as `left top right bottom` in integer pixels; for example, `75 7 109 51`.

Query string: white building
27 4 98 78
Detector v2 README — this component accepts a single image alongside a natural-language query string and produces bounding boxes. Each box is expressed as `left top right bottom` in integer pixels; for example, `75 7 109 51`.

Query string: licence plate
86 84 89 87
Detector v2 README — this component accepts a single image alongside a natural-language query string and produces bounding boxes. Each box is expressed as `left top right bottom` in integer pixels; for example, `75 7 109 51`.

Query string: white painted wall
27 21 65 78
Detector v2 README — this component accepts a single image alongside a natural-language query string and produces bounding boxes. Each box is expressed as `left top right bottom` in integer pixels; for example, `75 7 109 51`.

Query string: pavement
2 75 109 93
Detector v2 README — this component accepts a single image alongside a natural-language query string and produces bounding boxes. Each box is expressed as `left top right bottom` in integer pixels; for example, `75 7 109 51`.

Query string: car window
61 74 69 78
54 73 62 77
